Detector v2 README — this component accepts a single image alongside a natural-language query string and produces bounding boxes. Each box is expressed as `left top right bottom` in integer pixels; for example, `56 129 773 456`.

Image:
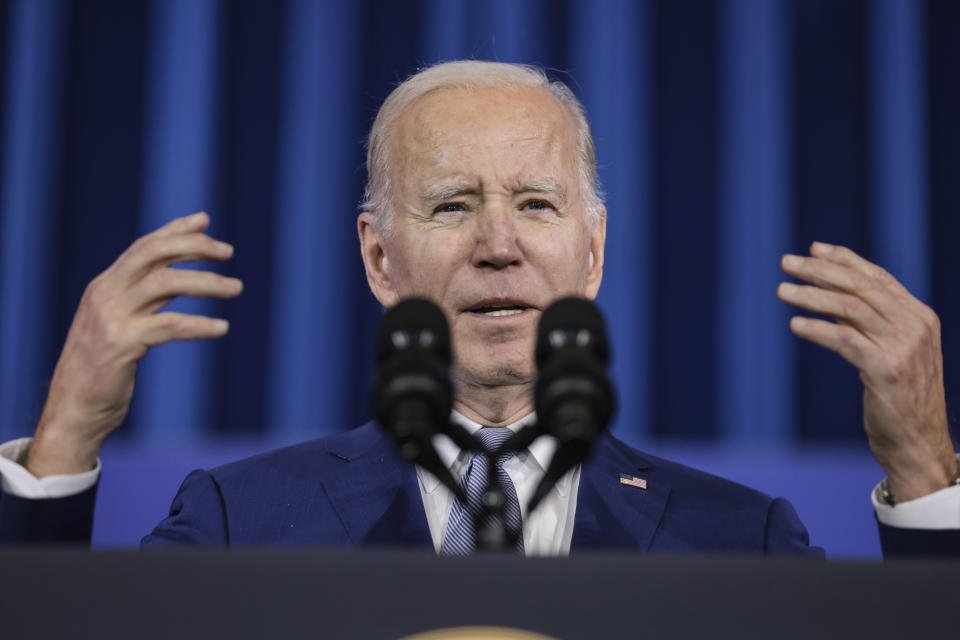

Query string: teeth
481 308 524 317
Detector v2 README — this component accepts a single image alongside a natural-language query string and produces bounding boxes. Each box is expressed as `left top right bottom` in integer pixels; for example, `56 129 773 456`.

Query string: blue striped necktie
440 426 525 555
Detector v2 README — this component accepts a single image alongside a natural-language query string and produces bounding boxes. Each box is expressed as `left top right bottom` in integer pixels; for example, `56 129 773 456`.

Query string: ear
584 207 606 300
358 212 400 307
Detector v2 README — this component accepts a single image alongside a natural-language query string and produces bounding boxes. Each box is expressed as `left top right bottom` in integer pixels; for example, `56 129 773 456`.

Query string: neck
452 379 534 427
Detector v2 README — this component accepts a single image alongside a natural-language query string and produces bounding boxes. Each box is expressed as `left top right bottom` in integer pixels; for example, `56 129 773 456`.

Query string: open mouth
466 301 532 317
474 307 526 317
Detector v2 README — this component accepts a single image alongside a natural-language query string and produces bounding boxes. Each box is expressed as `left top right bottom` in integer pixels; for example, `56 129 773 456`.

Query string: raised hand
778 241 958 503
26 212 242 477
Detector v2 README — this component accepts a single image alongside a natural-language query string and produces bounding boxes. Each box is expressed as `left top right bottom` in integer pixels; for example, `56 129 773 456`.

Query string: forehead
388 85 579 186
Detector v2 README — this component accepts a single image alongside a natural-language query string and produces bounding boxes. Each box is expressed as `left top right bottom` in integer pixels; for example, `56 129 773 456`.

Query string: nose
472 202 523 269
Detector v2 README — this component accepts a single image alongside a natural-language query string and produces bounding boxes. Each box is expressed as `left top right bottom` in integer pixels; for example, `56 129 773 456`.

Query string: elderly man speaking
0 61 957 555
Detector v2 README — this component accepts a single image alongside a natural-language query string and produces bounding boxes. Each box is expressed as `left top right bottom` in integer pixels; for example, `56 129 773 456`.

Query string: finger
809 241 914 301
777 282 891 341
135 312 230 346
780 253 905 324
788 315 879 371
152 211 211 238
123 268 243 314
114 232 234 283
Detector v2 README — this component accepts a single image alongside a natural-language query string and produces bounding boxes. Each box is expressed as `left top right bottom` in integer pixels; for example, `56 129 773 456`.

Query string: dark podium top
2 549 955 639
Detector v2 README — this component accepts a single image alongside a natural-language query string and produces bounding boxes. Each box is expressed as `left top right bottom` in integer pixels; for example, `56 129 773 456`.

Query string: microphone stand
448 417 596 550
446 421 526 553
474 447 518 553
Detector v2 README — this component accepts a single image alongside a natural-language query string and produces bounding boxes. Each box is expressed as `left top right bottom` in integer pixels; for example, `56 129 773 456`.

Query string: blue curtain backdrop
0 0 957 554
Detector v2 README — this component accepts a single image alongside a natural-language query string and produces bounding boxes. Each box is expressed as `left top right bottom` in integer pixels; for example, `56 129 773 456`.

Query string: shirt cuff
0 437 100 499
872 454 960 530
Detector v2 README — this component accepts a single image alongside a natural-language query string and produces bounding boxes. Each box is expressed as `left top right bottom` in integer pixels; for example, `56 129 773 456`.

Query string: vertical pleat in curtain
0 0 68 437
868 0 930 301
267 0 358 442
572 0 653 443
717 0 793 443
133 0 221 441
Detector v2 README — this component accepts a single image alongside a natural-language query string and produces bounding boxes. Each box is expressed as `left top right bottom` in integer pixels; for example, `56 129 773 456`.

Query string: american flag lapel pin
619 473 647 490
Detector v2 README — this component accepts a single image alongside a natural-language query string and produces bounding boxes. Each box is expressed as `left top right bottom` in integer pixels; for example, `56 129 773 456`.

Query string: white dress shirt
0 437 100 498
417 411 580 555
2 422 959 546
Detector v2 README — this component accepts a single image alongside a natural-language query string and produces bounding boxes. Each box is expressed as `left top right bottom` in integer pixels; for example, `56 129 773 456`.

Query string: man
0 61 957 554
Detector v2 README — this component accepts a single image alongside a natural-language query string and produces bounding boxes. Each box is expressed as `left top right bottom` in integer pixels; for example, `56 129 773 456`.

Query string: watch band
880 473 960 507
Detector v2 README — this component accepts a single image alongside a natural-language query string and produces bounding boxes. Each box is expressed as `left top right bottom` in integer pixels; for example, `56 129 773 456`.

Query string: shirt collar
423 410 556 492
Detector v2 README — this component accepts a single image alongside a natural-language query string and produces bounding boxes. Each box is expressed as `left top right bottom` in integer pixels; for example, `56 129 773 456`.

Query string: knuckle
101 318 128 349
907 314 936 346
881 354 909 385
838 327 859 350
191 234 217 256
157 314 182 331
81 273 116 308
885 366 907 386
82 275 105 302
864 350 885 372
921 306 941 332
852 269 878 292
152 313 191 339
152 268 179 291
849 262 888 293
129 234 154 255
868 263 890 281
839 296 864 320
140 233 173 259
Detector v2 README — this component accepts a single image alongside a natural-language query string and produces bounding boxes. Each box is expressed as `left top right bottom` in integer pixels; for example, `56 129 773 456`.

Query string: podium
2 549 955 638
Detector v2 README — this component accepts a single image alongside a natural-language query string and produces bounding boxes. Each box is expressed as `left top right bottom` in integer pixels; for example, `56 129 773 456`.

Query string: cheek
394 233 464 294
538 233 591 288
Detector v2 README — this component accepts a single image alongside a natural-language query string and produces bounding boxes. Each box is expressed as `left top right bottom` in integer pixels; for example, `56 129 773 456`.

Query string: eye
521 199 554 211
434 202 465 214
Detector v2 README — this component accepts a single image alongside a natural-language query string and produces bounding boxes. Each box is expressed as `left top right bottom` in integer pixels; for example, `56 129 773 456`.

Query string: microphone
528 297 615 512
372 297 466 501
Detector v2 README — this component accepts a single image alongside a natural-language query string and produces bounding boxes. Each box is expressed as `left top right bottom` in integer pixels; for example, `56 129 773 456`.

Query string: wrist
882 448 960 504
27 416 105 478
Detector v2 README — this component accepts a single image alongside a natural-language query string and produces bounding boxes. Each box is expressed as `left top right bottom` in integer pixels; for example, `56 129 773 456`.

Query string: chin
454 356 534 388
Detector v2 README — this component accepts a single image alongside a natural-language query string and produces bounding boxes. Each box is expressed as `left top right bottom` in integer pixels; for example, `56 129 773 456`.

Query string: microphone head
372 297 463 501
534 296 614 440
373 297 453 445
376 297 451 366
535 297 610 368
528 297 615 514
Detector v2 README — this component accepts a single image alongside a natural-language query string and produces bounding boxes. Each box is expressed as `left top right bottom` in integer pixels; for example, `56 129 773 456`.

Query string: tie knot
475 426 513 453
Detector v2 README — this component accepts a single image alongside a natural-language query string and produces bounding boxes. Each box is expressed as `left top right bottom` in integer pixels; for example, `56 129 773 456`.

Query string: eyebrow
515 179 567 203
422 183 479 205
422 178 568 206
514 178 567 209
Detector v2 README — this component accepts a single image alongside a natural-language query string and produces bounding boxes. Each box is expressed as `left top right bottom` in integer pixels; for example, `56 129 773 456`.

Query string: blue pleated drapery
0 0 956 456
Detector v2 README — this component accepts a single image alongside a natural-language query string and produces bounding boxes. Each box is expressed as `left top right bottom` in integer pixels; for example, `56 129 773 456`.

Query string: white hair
361 60 605 235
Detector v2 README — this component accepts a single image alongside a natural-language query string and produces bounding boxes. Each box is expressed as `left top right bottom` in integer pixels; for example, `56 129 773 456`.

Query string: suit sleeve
0 437 99 544
871 471 960 558
140 469 230 547
876 518 960 558
763 496 825 558
0 482 97 544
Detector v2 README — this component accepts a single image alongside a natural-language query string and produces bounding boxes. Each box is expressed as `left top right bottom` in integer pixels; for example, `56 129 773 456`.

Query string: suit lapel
316 425 670 553
319 425 432 548
571 436 671 552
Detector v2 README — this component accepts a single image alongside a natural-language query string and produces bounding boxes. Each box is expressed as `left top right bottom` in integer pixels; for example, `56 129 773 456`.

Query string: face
359 85 605 391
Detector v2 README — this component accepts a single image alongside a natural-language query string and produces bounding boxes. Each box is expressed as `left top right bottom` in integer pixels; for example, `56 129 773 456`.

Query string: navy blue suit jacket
1 422 956 555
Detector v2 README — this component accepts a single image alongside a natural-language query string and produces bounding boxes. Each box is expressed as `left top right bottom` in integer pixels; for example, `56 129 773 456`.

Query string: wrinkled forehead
387 85 580 184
